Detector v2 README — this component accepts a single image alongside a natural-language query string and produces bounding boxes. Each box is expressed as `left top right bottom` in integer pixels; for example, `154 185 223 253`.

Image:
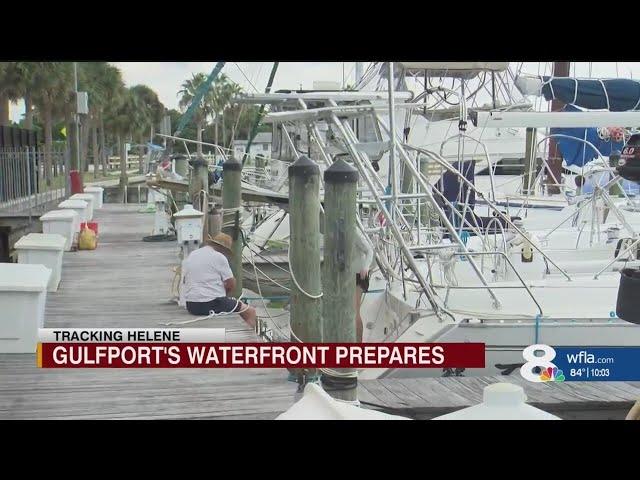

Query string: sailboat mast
546 61 570 195
387 62 398 220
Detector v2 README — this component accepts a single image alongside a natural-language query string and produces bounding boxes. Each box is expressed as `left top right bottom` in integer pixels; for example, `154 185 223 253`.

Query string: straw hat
207 232 233 254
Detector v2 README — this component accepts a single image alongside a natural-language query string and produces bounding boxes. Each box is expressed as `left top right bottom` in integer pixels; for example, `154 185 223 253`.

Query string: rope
287 246 323 299
160 299 251 326
247 229 356 380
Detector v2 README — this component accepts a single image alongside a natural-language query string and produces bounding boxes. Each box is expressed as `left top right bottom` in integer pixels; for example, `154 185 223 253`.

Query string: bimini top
396 62 509 79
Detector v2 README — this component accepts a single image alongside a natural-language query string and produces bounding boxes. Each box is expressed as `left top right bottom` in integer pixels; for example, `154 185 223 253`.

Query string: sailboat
178 61 640 378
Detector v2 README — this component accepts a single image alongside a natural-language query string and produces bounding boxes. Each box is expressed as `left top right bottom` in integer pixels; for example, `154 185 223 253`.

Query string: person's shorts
356 273 370 293
186 297 242 316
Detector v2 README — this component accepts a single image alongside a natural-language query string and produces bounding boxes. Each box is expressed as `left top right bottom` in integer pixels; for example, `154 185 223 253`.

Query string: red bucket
81 222 98 236
70 170 84 194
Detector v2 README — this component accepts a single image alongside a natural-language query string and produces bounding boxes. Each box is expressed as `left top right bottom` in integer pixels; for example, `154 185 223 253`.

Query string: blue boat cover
551 105 625 167
541 76 640 111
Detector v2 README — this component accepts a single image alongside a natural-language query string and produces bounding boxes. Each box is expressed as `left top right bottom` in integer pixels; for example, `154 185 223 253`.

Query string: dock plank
0 205 297 419
359 376 639 419
2 205 639 420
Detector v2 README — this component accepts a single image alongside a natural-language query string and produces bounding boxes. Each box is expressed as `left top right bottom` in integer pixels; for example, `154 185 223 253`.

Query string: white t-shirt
183 246 234 302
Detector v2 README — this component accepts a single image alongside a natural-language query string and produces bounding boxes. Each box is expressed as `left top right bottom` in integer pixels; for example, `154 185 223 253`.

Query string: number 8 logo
520 344 557 383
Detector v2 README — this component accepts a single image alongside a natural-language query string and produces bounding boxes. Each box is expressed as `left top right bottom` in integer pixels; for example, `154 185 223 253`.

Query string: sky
9 62 640 122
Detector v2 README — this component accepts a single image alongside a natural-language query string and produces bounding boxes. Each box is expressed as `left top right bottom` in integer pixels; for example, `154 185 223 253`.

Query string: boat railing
482 217 509 278
438 133 497 202
593 235 640 279
444 251 544 319
400 143 572 281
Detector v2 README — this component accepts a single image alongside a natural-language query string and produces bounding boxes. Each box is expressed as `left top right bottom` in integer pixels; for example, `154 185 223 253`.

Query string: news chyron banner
36 329 485 370
520 344 640 382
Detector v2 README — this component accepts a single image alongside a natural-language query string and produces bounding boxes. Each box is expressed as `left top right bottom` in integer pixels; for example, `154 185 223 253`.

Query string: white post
355 62 363 85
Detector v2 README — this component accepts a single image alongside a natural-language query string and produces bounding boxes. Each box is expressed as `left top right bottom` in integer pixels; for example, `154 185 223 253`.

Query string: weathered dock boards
358 376 640 420
0 204 297 419
2 205 639 420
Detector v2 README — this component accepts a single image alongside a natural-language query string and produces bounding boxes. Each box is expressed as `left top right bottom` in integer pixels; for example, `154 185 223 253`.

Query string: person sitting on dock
182 232 257 329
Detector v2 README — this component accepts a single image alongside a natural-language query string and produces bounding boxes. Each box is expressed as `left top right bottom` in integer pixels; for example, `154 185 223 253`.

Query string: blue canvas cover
541 77 640 111
550 105 625 167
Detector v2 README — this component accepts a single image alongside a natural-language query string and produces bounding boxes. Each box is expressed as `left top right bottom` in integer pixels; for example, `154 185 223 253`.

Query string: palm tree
178 73 215 155
0 62 41 129
210 74 242 149
98 65 126 176
130 84 164 172
80 63 126 177
30 63 74 185
0 62 26 126
17 63 43 130
104 86 151 194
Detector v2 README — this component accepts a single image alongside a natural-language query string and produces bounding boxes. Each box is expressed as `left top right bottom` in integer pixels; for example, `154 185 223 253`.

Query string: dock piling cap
40 209 79 221
324 158 358 184
432 382 560 420
223 160 242 172
15 233 67 251
289 155 319 177
276 382 410 420
483 383 527 406
173 204 204 219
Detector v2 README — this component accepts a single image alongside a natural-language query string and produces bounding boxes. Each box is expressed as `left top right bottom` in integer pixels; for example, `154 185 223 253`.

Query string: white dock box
84 186 104 209
0 264 51 353
58 199 89 225
14 233 67 292
173 204 204 244
70 193 95 220
40 209 79 251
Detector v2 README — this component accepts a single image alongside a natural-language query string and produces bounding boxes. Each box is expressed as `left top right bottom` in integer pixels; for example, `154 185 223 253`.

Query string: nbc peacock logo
539 366 565 382
521 345 565 383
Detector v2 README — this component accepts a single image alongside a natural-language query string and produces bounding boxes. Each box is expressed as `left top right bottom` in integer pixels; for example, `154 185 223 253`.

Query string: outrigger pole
173 61 226 137
243 62 279 166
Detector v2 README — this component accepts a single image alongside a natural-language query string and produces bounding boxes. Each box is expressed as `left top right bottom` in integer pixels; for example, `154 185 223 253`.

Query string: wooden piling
208 204 222 238
189 155 209 211
174 155 189 178
321 158 359 402
222 159 243 298
289 156 323 343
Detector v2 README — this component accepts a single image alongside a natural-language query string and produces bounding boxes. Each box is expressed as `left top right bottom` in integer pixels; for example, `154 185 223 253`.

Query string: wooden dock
0 204 298 419
358 376 640 420
1 204 639 420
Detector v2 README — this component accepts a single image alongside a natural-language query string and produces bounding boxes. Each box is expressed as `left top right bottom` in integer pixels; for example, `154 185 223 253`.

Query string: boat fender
616 268 640 325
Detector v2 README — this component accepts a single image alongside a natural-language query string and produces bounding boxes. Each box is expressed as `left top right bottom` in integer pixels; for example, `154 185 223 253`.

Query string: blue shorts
186 297 242 316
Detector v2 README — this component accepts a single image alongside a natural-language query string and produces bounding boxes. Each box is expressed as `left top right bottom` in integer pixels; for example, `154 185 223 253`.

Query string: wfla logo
520 344 565 383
